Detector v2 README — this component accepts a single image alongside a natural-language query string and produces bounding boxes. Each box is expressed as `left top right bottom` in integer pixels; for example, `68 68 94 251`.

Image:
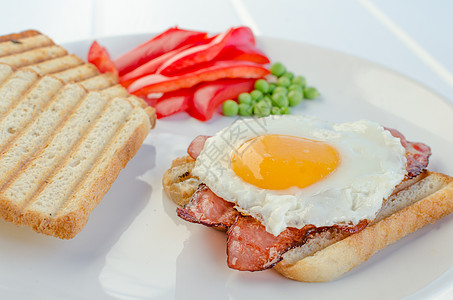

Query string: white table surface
1 1 453 299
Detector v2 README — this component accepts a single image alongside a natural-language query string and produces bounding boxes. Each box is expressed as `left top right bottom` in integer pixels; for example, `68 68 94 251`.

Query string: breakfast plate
0 34 452 300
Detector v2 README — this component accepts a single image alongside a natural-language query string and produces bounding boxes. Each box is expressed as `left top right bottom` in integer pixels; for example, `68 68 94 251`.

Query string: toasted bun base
162 156 200 207
163 156 453 282
274 172 453 282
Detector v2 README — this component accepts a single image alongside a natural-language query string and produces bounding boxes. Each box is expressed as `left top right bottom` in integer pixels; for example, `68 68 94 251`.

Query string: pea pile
222 62 320 117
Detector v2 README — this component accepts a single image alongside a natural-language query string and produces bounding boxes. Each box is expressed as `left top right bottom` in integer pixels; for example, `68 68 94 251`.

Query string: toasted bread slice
0 30 155 238
163 156 453 281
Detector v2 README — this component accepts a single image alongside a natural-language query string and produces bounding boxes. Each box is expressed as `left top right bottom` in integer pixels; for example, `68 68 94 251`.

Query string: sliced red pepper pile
87 26 270 121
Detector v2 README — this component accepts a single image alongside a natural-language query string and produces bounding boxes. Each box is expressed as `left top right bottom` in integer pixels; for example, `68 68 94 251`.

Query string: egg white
192 115 407 236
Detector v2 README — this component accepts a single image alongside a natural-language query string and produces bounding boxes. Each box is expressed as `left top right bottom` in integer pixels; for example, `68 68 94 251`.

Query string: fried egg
192 115 407 236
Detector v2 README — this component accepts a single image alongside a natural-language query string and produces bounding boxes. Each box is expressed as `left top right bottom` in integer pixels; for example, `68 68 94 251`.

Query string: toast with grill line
0 30 155 239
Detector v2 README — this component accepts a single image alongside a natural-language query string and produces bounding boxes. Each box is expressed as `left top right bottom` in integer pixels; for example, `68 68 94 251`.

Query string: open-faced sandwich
163 115 453 282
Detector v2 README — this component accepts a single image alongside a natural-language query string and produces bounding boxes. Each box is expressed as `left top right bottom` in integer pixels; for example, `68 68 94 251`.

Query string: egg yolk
231 134 340 190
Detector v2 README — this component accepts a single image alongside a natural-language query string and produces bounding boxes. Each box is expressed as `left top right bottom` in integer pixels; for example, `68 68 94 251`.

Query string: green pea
304 86 320 99
282 72 294 80
271 107 281 115
270 62 286 77
268 83 276 93
273 86 288 95
288 84 303 93
280 106 291 114
292 75 306 87
254 79 269 93
238 92 252 105
277 76 291 87
250 90 263 101
271 93 289 108
262 96 272 107
288 90 303 106
253 100 271 117
238 103 253 116
222 100 238 116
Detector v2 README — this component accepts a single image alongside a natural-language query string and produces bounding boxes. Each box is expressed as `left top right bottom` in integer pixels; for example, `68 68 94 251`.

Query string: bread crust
0 30 41 43
163 156 453 281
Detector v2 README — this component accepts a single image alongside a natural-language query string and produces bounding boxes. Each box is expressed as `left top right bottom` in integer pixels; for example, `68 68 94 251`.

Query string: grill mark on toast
53 63 99 83
127 94 148 109
0 69 39 116
0 64 14 85
100 84 130 99
27 54 85 76
0 75 64 155
21 98 133 222
96 83 148 110
125 95 156 128
4 92 110 218
0 84 86 198
79 73 118 91
0 45 67 68
0 34 54 57
125 95 146 109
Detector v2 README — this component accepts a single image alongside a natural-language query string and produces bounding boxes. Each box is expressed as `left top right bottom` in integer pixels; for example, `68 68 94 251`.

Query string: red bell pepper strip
114 27 208 76
149 89 192 119
119 44 193 87
215 44 270 64
128 60 269 96
87 41 118 76
156 28 234 75
224 26 256 46
188 78 256 121
119 36 216 87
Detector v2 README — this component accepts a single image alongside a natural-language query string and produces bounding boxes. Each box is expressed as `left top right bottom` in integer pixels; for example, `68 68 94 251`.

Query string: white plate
1 34 453 300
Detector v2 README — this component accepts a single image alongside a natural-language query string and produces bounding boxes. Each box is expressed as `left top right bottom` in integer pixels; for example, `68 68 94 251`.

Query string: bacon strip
187 135 210 159
178 184 370 271
386 127 431 178
177 184 240 230
227 216 314 271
